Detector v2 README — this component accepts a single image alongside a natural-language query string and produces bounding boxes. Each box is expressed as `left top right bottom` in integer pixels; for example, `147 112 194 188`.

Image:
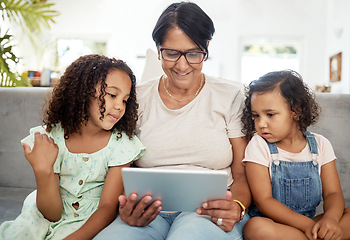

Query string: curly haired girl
241 70 350 240
0 54 145 240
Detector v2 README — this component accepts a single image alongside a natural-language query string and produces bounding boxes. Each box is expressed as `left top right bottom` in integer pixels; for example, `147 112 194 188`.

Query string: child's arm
64 163 130 240
22 132 62 222
309 160 344 239
246 162 316 233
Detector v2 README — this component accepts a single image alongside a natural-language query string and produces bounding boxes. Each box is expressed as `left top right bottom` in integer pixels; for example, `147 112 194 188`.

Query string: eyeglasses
159 48 207 64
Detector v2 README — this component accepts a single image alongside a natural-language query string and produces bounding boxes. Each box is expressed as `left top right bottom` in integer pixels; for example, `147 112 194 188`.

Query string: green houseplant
0 0 59 87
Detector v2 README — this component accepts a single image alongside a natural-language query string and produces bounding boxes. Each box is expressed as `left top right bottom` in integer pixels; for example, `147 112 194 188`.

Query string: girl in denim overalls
241 70 350 240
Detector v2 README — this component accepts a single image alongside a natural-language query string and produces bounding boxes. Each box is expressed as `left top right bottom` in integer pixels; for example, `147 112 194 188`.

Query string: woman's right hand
118 193 162 226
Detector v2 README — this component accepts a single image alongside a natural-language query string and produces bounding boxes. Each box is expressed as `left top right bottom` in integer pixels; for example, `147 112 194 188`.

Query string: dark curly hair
43 54 138 140
241 69 320 140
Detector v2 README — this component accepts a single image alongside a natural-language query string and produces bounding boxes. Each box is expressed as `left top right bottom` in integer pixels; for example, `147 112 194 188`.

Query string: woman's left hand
196 191 242 232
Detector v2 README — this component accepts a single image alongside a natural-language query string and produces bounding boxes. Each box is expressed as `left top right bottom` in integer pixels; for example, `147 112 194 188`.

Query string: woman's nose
176 55 189 69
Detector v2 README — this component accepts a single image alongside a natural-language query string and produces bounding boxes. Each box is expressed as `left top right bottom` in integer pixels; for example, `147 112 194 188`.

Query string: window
240 38 301 85
55 39 107 71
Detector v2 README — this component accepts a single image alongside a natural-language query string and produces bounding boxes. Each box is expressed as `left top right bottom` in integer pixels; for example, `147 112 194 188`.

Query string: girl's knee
243 217 274 240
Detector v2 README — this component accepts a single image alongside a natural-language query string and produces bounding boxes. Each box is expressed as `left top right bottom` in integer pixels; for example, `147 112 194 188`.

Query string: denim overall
249 131 322 219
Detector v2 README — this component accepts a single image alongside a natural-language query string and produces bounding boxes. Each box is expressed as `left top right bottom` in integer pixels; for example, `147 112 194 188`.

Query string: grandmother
95 2 251 239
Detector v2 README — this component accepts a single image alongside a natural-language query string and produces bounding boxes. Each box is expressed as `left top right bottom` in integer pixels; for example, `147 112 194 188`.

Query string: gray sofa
0 87 349 225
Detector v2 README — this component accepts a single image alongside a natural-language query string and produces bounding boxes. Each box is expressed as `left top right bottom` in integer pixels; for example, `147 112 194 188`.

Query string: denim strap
303 131 318 165
303 131 318 154
265 131 318 165
265 139 279 163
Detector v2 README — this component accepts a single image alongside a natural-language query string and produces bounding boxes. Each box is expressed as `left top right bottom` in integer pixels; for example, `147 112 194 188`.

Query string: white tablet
122 168 228 212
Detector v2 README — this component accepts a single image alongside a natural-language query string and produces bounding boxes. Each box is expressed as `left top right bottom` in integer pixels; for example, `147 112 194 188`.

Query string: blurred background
2 0 350 93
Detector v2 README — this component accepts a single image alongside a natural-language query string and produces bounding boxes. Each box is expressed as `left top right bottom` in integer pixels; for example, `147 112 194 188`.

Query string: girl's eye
107 93 116 98
252 114 259 119
267 113 275 117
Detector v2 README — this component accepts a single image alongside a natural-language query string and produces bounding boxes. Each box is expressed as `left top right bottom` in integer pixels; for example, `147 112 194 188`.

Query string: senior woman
95 2 251 240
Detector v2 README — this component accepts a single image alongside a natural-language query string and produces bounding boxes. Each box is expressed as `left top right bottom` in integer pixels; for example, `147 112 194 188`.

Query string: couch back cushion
0 89 349 210
0 87 52 188
310 93 350 208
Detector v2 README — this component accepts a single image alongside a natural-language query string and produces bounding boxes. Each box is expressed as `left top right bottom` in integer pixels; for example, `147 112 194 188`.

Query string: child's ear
291 106 302 120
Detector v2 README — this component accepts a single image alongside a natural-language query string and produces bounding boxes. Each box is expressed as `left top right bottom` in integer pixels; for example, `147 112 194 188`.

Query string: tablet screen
122 168 228 212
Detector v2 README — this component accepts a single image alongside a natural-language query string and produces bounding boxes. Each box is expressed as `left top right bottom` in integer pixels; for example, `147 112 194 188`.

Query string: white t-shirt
243 133 336 175
135 75 245 187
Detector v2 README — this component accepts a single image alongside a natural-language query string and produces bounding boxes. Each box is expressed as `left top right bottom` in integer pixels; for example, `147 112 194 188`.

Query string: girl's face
159 27 204 90
89 69 131 131
251 88 300 143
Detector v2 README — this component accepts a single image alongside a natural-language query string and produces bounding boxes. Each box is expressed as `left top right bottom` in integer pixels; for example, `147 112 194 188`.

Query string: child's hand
304 220 318 240
309 215 343 240
22 132 58 173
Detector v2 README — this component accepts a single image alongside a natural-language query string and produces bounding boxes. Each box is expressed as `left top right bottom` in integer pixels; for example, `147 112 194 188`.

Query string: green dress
0 125 145 240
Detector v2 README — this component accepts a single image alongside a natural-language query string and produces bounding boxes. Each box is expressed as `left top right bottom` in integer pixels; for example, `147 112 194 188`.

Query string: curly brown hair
241 70 320 140
43 54 138 140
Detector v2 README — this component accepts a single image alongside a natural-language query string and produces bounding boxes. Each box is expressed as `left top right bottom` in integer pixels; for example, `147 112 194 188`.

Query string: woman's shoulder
205 75 244 92
137 77 159 91
136 77 160 99
204 75 244 99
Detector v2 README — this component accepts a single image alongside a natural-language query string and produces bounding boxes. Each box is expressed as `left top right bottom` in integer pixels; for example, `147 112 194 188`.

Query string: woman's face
159 27 204 90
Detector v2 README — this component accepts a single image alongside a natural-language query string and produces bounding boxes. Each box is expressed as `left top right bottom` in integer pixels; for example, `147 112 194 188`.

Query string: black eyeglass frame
159 48 207 64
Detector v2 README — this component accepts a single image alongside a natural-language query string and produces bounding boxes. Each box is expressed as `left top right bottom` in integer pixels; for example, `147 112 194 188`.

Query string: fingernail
144 196 152 203
131 194 137 200
203 203 208 208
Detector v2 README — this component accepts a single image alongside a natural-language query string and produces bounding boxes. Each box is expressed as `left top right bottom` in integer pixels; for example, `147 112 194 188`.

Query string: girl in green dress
0 54 145 240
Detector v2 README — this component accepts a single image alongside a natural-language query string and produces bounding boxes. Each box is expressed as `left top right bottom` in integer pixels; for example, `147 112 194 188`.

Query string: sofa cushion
0 187 35 224
0 87 52 189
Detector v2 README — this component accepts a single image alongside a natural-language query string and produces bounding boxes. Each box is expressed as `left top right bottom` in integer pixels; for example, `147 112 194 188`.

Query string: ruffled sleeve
20 125 65 174
107 132 146 167
21 126 51 148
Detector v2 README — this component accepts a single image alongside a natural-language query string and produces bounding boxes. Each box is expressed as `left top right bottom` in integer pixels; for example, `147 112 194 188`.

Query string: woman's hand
196 191 242 232
22 132 58 173
118 193 162 227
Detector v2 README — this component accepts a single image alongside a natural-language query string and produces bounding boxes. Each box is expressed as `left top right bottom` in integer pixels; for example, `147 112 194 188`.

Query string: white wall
326 0 350 93
13 0 350 92
208 0 328 89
